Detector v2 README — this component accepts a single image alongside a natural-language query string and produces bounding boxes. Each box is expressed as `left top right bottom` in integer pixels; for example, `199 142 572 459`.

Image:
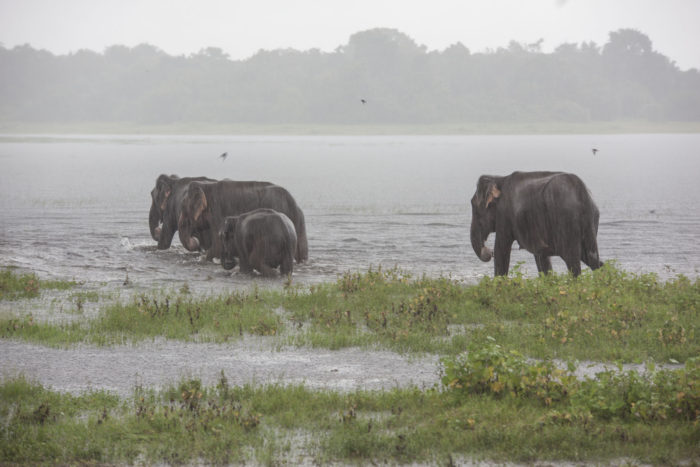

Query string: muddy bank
0 338 441 397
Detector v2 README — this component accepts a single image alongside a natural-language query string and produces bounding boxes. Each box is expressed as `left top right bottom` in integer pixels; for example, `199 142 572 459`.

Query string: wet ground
0 337 441 397
0 333 681 398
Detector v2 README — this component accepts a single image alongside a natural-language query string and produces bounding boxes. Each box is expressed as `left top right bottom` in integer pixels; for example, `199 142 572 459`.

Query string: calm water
1 134 699 291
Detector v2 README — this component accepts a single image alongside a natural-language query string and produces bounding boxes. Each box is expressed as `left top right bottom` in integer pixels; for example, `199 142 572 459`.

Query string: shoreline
2 120 700 135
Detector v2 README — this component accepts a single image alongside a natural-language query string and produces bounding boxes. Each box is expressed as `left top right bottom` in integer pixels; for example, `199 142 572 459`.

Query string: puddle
0 338 441 397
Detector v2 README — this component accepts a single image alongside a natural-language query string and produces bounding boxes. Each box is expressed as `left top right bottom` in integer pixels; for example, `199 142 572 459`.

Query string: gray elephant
149 174 217 250
178 179 308 262
470 171 603 277
219 209 297 277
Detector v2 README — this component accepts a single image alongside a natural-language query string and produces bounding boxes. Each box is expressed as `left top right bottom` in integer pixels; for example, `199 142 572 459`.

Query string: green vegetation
280 263 699 361
0 288 283 347
0 268 76 301
2 28 699 127
442 338 700 423
2 363 698 464
2 264 698 363
2 264 699 463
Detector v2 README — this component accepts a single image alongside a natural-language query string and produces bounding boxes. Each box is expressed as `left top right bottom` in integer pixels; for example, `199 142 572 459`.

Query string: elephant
149 174 217 250
177 179 308 262
219 209 297 277
469 171 603 277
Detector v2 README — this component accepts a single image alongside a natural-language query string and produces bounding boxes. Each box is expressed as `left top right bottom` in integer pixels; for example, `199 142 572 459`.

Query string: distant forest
1 28 699 124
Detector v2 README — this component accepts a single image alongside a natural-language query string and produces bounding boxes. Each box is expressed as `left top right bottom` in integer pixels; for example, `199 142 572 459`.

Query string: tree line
1 28 699 125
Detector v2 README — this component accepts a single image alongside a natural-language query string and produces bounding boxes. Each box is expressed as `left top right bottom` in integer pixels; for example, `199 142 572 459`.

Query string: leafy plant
441 337 576 405
442 339 700 423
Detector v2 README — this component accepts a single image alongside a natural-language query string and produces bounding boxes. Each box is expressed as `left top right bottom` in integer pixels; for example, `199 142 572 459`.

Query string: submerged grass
0 268 76 301
1 371 698 465
1 263 699 363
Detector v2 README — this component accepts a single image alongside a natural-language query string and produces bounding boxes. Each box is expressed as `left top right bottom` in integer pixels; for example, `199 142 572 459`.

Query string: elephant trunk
479 245 493 262
178 212 200 251
149 202 162 241
186 236 200 251
470 221 493 262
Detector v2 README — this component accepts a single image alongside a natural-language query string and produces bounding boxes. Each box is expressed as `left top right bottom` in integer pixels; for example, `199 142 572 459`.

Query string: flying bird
219 152 228 161
360 99 367 104
592 148 598 155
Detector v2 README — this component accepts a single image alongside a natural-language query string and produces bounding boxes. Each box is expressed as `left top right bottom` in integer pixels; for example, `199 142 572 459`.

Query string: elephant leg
206 233 222 261
562 246 582 277
280 253 294 277
238 257 253 274
238 248 253 274
259 263 277 278
535 254 552 275
493 236 513 276
247 247 270 276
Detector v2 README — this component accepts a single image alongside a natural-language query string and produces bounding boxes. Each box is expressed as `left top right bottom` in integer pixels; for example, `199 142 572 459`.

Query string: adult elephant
219 209 297 277
178 179 308 262
469 171 603 277
149 174 217 250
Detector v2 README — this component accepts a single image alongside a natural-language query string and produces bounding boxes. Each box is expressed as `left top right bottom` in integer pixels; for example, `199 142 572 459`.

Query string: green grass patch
1 371 698 465
2 263 699 363
1 288 283 346
0 268 76 300
282 263 700 362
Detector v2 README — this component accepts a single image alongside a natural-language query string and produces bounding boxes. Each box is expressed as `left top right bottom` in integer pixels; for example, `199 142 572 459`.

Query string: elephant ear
477 176 501 208
192 186 208 221
159 188 172 211
485 184 501 208
154 174 175 210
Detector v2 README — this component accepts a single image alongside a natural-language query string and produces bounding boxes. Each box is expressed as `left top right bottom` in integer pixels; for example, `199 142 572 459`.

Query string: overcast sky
1 0 699 70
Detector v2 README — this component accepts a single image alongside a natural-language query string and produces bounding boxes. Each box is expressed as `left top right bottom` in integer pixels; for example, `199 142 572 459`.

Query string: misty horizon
2 26 699 72
3 0 700 71
2 27 699 126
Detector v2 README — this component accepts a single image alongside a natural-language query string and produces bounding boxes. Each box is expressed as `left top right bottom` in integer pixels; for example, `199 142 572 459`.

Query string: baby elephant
219 208 297 277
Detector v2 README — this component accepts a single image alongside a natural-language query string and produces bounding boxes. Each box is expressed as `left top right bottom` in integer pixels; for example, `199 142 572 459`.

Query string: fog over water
1 133 699 292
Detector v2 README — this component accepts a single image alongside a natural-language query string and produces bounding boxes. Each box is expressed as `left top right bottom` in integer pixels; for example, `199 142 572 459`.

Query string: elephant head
470 175 501 263
178 183 209 251
219 216 240 270
149 174 178 241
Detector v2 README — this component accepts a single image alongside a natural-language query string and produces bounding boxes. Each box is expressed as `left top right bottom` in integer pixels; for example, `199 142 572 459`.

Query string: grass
0 288 283 347
2 263 698 363
2 264 699 464
285 263 700 363
1 368 698 465
0 268 76 301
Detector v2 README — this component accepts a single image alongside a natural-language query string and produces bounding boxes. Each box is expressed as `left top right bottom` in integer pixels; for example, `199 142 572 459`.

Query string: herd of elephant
148 171 603 278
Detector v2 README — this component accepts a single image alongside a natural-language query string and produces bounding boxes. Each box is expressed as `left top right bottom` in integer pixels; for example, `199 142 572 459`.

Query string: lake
1 133 699 292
